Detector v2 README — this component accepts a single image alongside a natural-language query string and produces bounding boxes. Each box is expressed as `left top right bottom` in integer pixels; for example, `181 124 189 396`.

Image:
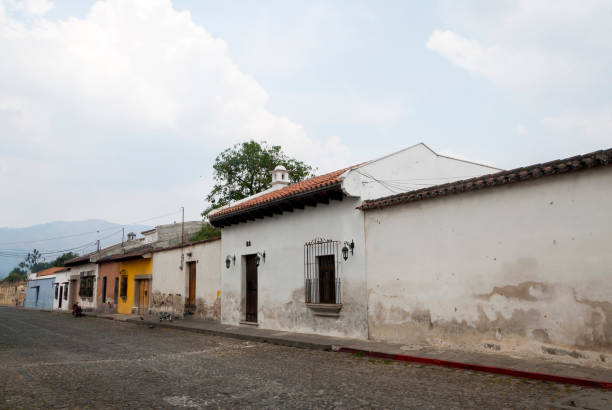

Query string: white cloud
24 0 53 15
517 124 528 136
0 0 351 226
426 29 575 89
542 107 612 145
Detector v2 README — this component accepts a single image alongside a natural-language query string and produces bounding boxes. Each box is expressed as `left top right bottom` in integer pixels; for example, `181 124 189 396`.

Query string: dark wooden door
245 255 258 323
318 255 336 304
188 262 196 308
101 277 107 303
58 286 63 308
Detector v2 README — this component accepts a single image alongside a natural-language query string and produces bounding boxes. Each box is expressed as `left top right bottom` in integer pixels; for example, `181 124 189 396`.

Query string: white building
52 268 72 311
64 255 99 311
150 238 222 319
209 143 499 338
361 148 612 365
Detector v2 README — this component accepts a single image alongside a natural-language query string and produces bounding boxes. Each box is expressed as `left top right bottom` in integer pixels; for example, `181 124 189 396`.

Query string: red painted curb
338 347 612 390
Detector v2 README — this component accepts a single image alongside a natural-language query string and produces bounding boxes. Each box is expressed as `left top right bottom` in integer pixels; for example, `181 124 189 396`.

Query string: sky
1 0 611 227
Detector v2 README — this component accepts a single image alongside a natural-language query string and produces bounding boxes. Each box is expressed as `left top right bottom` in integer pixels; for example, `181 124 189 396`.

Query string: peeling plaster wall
365 167 612 365
220 198 369 339
151 240 222 320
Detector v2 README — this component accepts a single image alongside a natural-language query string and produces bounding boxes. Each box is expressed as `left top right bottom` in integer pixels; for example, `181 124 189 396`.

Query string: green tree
3 267 27 282
203 140 315 216
51 252 78 267
189 223 221 241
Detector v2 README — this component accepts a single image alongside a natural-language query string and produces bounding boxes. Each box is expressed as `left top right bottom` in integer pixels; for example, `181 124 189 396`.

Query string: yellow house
111 249 153 315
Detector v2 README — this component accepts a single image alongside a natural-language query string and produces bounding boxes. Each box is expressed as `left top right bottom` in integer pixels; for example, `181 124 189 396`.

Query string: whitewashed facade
212 144 499 339
362 149 612 366
150 238 222 319
52 269 72 311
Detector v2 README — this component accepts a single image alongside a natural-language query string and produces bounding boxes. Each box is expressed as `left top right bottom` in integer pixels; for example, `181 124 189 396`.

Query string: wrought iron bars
304 238 341 304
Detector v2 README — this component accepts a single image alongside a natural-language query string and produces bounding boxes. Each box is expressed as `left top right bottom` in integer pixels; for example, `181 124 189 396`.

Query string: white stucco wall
151 239 222 319
52 271 71 311
342 143 500 200
71 263 99 310
221 198 368 339
364 167 612 366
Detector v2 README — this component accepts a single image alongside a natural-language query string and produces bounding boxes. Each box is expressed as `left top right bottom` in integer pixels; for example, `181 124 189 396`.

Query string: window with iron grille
79 276 94 298
304 238 341 304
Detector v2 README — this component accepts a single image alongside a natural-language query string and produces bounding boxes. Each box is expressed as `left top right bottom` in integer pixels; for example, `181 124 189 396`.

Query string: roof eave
209 182 344 227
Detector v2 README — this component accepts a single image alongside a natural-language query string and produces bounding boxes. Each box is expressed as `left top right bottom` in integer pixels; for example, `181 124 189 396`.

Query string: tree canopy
2 251 79 282
202 140 315 216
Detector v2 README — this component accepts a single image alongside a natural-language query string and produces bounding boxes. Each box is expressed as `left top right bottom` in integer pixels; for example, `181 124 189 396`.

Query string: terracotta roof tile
360 148 612 211
36 266 68 277
208 167 352 220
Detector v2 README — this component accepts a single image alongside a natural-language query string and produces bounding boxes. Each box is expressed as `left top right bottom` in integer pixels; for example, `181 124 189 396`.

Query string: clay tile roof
360 148 612 211
208 166 353 220
36 266 67 277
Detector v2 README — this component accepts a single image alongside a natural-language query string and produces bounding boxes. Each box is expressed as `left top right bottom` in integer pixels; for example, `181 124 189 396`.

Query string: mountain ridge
0 220 152 278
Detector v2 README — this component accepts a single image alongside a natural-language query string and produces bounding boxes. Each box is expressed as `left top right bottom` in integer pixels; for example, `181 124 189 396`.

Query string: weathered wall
24 277 55 310
0 281 26 306
151 239 222 320
221 198 368 339
364 167 612 366
96 262 120 313
117 258 152 314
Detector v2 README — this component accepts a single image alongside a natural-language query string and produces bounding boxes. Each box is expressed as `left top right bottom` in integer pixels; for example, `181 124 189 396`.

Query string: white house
64 255 99 311
150 237 222 320
52 268 72 311
360 148 612 365
209 143 499 339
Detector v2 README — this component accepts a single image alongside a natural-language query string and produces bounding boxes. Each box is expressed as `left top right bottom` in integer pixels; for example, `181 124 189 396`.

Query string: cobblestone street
0 307 605 409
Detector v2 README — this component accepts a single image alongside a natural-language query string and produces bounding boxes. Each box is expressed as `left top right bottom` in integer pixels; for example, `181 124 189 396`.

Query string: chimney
270 165 290 190
127 232 136 241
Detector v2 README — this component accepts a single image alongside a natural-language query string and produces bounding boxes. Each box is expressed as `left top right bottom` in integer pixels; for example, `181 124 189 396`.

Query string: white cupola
270 165 290 190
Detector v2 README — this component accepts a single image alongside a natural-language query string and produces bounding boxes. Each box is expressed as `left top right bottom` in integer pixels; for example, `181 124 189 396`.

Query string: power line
0 209 181 246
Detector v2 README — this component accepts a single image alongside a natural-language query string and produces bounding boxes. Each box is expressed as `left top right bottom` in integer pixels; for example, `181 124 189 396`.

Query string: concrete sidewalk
88 313 610 389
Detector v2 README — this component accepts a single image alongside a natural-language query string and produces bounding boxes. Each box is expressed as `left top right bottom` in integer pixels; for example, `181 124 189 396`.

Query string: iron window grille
304 238 341 304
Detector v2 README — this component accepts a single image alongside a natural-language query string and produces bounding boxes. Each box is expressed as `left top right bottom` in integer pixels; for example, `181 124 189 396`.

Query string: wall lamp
225 254 235 269
342 240 355 261
256 251 266 267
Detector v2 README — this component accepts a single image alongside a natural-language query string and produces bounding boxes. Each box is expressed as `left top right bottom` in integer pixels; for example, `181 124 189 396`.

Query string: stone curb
126 319 334 351
122 317 611 390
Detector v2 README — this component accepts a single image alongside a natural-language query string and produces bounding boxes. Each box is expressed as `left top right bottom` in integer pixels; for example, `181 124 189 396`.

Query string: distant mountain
0 220 151 279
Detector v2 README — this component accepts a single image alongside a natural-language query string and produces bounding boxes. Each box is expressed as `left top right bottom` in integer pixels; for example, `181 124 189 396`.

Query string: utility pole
121 228 125 249
181 206 185 245
96 239 100 252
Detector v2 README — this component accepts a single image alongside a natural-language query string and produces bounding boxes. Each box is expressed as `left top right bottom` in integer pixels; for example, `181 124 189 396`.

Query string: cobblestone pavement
0 308 606 409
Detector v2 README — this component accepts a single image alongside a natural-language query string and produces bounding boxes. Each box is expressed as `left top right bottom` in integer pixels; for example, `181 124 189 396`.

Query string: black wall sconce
342 240 355 261
225 254 236 269
256 251 266 267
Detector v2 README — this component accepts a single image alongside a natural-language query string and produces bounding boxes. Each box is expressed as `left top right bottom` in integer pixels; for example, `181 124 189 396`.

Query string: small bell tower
271 165 290 190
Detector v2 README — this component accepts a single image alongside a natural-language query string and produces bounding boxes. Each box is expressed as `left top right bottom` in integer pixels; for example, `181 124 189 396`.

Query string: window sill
306 303 342 317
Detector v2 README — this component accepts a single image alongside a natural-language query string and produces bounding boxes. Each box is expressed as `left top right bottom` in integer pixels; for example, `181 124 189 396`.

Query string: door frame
243 254 258 323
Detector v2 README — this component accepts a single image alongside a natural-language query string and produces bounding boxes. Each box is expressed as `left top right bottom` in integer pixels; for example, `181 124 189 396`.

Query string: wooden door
245 255 258 323
138 280 150 313
318 255 336 304
70 280 78 307
187 262 196 308
58 286 63 309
